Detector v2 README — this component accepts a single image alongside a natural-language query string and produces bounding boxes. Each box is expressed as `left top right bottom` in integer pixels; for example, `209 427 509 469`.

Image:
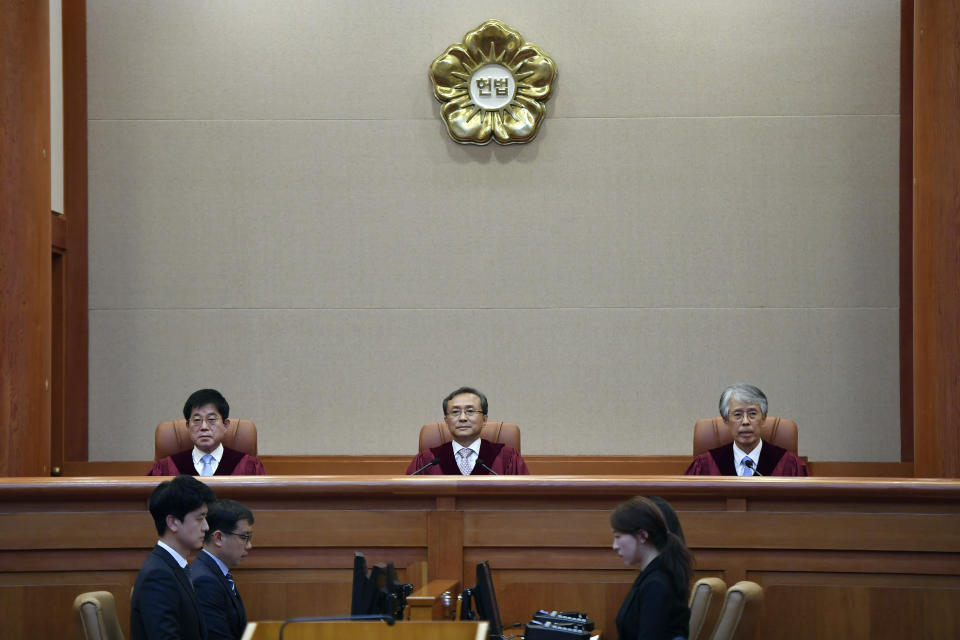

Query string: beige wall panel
86 0 901 463
89 116 898 310
87 0 898 120
89 307 897 461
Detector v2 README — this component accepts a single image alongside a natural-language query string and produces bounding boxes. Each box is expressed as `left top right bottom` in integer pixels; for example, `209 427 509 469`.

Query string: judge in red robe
148 446 266 476
684 383 809 477
684 441 808 476
148 389 266 477
406 387 530 476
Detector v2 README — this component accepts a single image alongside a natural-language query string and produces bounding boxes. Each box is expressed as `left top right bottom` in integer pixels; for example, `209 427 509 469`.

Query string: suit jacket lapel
199 551 245 624
154 546 203 621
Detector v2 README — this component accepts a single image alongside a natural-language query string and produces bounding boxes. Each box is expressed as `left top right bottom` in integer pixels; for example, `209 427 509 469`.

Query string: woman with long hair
610 496 693 640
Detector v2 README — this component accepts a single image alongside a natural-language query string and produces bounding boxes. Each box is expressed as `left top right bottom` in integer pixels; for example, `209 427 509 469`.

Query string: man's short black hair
148 475 217 536
442 387 488 415
203 499 255 544
183 388 230 421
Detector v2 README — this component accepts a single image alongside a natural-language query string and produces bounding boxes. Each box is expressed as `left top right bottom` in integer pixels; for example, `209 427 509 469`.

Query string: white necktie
457 449 474 475
200 454 214 476
742 457 754 476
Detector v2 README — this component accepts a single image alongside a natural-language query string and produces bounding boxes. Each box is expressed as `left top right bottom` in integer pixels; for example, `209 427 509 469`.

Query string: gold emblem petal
495 96 545 144
463 20 525 65
442 96 495 144
511 45 557 100
491 111 511 144
430 45 475 100
430 20 556 145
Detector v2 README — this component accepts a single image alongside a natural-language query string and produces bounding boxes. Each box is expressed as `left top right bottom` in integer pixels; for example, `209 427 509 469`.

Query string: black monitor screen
350 552 373 615
474 560 504 639
350 553 410 619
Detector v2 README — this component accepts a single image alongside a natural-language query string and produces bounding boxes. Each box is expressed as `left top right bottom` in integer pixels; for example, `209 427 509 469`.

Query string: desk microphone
476 458 499 475
410 458 441 475
743 458 764 476
278 614 394 639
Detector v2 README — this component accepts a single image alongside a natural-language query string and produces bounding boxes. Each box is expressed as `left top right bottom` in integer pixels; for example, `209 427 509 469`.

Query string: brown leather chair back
693 416 798 456
73 590 125 640
419 421 521 453
708 580 764 640
688 577 727 640
154 419 258 460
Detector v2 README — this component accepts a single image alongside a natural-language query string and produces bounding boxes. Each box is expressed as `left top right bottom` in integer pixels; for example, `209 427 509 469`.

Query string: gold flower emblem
430 20 557 145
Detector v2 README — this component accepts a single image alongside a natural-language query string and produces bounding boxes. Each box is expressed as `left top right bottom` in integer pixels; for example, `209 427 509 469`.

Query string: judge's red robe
684 442 809 477
147 446 267 476
406 439 530 475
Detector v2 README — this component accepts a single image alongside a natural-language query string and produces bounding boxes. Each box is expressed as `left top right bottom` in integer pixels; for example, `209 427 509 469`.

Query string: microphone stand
743 459 764 476
475 458 499 475
410 458 441 475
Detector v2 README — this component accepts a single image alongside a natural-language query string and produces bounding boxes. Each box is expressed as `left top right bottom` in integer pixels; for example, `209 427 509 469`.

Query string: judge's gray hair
719 384 768 420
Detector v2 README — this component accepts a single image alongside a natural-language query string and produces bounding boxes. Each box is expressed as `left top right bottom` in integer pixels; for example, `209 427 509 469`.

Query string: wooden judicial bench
242 619 489 640
1 475 959 640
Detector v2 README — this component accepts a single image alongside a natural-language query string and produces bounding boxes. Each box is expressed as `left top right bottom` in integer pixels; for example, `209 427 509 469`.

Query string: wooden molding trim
58 456 914 479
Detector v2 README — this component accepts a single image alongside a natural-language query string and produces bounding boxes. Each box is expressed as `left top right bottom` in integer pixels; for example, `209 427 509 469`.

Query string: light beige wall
87 0 901 461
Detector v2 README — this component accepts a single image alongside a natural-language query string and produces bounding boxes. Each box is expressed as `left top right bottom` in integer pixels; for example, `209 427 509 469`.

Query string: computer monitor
473 560 504 639
349 552 410 619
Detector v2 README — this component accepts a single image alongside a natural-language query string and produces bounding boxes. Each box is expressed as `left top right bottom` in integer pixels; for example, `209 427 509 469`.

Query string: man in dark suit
131 475 217 640
191 500 255 640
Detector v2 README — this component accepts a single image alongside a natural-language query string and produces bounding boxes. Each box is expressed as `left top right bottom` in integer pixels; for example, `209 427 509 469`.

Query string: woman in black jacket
611 496 693 640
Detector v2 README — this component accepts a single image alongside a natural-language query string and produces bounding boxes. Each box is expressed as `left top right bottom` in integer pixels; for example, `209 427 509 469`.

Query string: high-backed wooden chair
154 419 258 460
73 591 125 640
418 421 520 453
688 577 727 640
708 581 764 640
693 416 798 456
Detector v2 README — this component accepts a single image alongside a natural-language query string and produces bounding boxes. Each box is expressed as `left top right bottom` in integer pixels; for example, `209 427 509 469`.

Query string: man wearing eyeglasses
405 386 530 475
148 388 266 476
191 499 255 640
684 383 809 476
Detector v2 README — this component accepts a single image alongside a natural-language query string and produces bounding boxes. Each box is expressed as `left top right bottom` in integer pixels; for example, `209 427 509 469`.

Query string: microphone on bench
743 458 764 477
476 458 499 475
410 458 441 475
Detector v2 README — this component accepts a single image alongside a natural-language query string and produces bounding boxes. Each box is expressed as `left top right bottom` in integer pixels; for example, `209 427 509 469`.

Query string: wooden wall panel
900 0 915 464
5 477 957 640
0 0 52 477
758 576 960 640
60 0 89 466
913 0 960 477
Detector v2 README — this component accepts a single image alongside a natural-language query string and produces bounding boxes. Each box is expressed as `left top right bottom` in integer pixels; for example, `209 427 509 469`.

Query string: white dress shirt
193 443 224 475
733 441 763 476
451 439 481 475
157 540 188 568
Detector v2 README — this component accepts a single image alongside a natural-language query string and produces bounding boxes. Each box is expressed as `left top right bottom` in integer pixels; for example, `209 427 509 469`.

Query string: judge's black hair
442 387 488 415
183 388 230 420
